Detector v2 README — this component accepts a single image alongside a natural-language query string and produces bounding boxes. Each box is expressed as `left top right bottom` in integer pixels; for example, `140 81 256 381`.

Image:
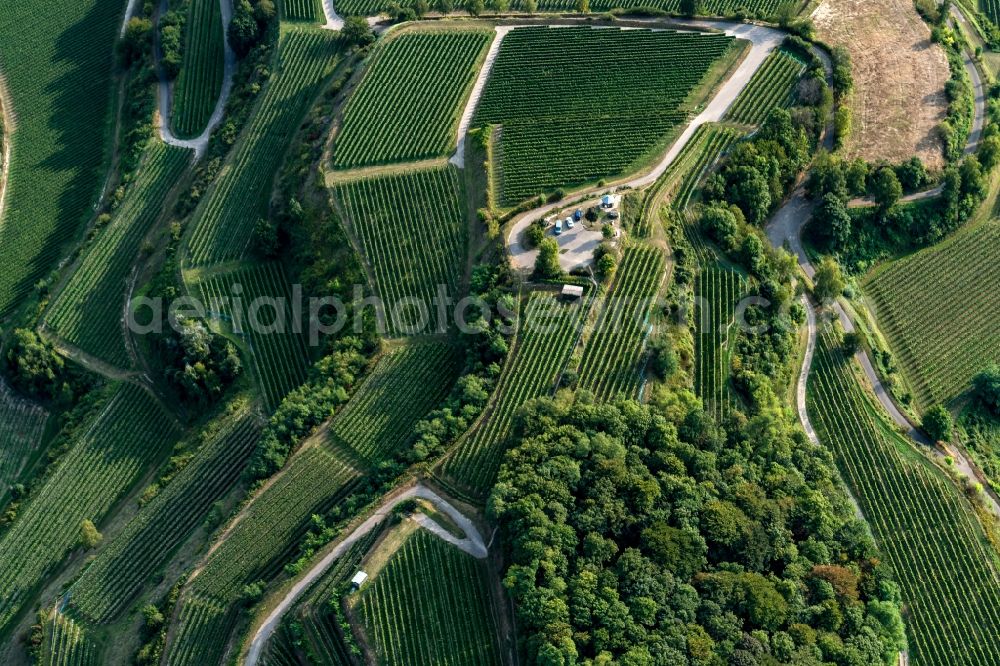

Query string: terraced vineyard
38 609 98 666
635 123 743 236
439 291 589 499
185 26 342 266
261 526 384 665
325 340 463 465
0 384 178 635
167 444 362 665
724 49 805 124
694 264 749 422
472 27 734 204
333 168 467 336
283 0 321 21
576 245 666 399
809 330 1000 666
70 413 261 624
0 0 125 315
172 0 226 138
0 379 49 494
195 263 311 408
357 530 503 666
862 220 1000 409
333 30 492 168
45 142 191 367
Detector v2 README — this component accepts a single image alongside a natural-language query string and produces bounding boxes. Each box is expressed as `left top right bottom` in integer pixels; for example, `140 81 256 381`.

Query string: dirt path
450 26 508 168
326 156 448 184
847 183 944 208
156 0 236 158
242 482 486 666
504 19 785 272
121 0 143 36
319 0 345 30
0 73 13 227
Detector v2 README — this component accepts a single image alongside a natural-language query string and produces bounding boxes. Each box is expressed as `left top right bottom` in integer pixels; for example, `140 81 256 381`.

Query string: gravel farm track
149 0 348 157
242 483 487 666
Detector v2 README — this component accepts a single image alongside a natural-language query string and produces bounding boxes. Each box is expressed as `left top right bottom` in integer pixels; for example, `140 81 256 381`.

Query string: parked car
555 220 563 235
566 217 575 229
573 209 582 221
607 211 619 219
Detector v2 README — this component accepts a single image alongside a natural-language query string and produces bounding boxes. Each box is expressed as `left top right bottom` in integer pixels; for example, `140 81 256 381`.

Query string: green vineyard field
185 26 342 267
283 0 322 21
473 27 734 204
0 0 125 315
195 262 311 409
172 0 226 138
694 263 748 422
325 340 463 465
0 384 178 635
439 291 590 499
45 142 190 368
863 220 1000 409
528 0 784 10
0 379 49 496
333 167 468 337
576 245 666 400
357 530 503 666
724 49 805 125
166 444 363 665
70 413 261 624
982 0 1000 29
333 30 492 168
38 609 98 666
809 330 1000 666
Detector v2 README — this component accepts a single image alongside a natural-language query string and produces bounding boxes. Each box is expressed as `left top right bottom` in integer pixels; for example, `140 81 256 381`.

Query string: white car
565 217 575 229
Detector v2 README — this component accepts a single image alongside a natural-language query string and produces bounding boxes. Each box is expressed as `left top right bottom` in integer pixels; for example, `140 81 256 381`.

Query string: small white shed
351 571 369 589
561 284 584 300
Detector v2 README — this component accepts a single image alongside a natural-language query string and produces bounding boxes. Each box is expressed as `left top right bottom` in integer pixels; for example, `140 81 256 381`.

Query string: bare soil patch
813 0 950 170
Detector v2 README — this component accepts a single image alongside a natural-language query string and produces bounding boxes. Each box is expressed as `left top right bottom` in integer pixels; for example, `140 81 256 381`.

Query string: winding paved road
242 483 486 666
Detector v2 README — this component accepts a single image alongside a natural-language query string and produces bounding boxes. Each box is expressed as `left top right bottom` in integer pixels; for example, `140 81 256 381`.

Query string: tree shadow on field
7 0 122 312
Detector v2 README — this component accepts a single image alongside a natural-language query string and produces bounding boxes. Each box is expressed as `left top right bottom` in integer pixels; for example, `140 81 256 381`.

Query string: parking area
509 195 623 273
